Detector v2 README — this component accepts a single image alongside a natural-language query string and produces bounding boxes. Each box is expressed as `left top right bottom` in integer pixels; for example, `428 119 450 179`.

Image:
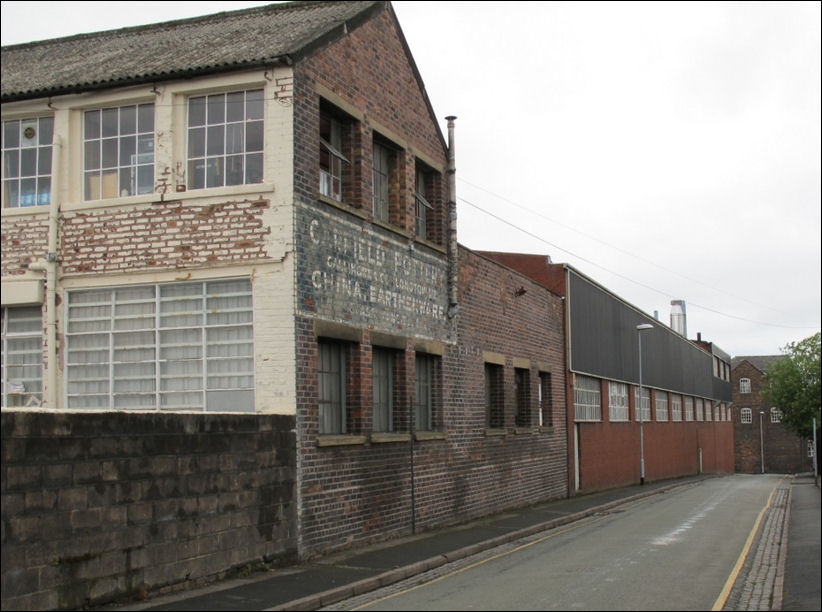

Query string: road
324 474 785 611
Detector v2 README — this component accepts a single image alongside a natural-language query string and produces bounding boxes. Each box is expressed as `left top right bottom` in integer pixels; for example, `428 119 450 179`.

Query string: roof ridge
1 1 358 50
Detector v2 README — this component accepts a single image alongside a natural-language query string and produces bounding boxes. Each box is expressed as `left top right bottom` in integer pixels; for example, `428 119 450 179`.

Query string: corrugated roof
1 1 381 102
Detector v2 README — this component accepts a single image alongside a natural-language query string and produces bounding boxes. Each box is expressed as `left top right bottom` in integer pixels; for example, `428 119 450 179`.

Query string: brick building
732 356 808 474
2 3 568 608
478 253 735 493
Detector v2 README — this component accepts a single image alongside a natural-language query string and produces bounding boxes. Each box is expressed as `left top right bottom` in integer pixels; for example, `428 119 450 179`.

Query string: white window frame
671 393 682 422
319 112 349 201
186 89 264 190
684 396 694 421
739 378 751 394
635 386 651 422
608 381 629 422
654 390 668 422
770 407 782 423
2 116 54 208
574 375 601 422
65 278 254 411
1 306 43 407
741 407 752 424
83 102 155 201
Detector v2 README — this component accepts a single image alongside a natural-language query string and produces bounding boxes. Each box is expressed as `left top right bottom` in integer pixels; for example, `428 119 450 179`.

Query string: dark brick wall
294 247 567 558
732 361 805 474
1 412 297 610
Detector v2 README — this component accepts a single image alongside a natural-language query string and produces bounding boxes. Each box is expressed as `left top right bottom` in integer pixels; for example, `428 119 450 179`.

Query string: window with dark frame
372 347 395 432
414 353 438 431
372 138 396 222
485 363 505 429
319 111 349 202
539 371 553 427
318 340 347 434
414 165 433 240
515 367 530 427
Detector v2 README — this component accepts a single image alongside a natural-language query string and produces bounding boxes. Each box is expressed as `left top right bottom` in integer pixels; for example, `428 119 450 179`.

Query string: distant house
732 356 808 474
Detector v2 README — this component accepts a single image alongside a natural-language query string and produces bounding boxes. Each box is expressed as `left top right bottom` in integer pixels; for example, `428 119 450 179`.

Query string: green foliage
763 332 821 438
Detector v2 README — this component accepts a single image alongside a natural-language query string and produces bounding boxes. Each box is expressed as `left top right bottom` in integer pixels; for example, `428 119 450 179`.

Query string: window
372 139 396 222
415 353 438 431
538 371 553 427
485 363 505 428
635 386 651 422
705 401 713 421
84 103 154 200
608 381 629 422
65 278 254 411
671 394 682 422
739 378 751 394
515 367 530 427
372 347 395 432
655 390 668 421
3 116 53 207
414 164 434 240
1 306 43 407
770 407 782 423
318 340 347 433
187 89 263 190
684 396 694 421
574 375 601 421
319 112 349 201
741 407 752 424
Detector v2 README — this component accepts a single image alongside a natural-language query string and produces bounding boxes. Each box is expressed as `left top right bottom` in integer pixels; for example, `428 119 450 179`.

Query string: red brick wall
732 360 805 474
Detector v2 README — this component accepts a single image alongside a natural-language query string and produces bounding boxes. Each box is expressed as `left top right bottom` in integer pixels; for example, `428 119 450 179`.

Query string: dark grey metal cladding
568 271 714 397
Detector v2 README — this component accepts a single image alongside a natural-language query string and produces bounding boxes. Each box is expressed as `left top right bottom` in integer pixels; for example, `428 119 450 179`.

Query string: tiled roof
732 355 783 373
1 1 381 102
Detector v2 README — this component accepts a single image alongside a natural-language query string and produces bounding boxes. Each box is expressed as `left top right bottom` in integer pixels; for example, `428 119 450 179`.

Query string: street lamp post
637 323 653 485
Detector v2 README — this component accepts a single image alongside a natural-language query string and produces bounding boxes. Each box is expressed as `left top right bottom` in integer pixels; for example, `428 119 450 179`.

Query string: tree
763 332 821 439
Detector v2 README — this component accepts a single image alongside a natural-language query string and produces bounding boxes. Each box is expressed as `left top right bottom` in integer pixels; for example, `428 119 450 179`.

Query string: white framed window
635 386 651 422
187 89 264 189
671 394 682 422
705 401 713 421
319 112 348 201
770 407 782 423
574 375 601 421
654 390 668 421
695 398 703 421
372 347 394 432
741 407 752 424
739 378 751 394
684 396 694 421
319 340 347 434
84 103 154 200
65 278 254 411
1 306 43 407
3 116 54 207
608 381 629 422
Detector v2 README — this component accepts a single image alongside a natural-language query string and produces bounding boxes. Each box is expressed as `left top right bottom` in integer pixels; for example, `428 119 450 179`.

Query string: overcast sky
3 1 820 358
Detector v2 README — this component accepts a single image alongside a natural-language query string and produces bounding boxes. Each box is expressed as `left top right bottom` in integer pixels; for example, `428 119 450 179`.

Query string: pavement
107 473 821 612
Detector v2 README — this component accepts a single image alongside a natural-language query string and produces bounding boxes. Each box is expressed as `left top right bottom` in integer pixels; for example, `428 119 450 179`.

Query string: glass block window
608 381 629 421
187 89 264 189
574 375 601 421
671 394 682 421
84 103 154 200
1 306 43 407
3 116 54 207
635 387 651 422
65 278 254 411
